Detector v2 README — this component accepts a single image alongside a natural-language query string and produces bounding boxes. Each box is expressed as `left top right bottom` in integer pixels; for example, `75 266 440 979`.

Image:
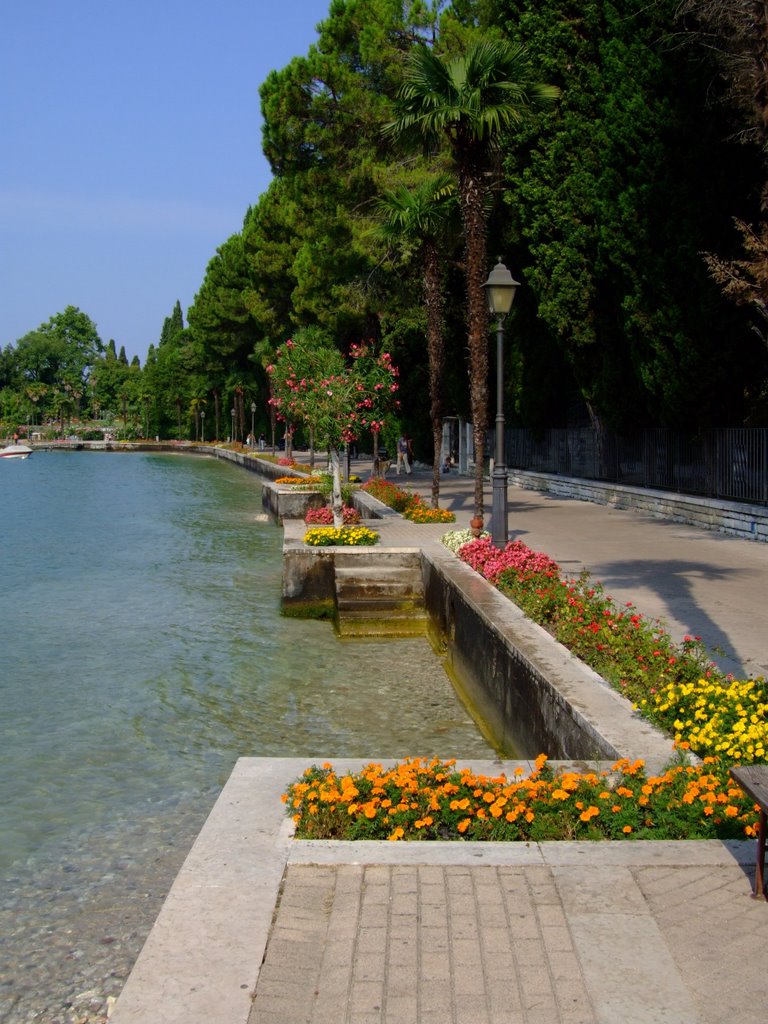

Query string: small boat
0 444 33 460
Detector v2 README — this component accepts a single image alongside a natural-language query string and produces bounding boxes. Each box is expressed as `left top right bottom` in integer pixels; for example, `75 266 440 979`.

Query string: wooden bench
729 765 768 900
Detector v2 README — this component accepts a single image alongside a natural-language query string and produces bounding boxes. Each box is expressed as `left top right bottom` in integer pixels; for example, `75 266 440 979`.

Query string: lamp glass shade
483 261 520 316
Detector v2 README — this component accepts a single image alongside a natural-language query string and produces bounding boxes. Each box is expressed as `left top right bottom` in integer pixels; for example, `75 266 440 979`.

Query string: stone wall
420 545 675 764
509 469 768 542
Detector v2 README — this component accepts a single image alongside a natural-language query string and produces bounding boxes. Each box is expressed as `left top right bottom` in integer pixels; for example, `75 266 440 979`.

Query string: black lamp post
483 259 520 548
231 407 236 444
201 409 205 444
250 402 256 445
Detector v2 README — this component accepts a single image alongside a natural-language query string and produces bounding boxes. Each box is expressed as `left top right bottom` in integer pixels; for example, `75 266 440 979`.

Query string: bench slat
730 765 768 810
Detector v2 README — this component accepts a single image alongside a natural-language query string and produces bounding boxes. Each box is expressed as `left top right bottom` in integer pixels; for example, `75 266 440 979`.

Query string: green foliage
500 0 766 428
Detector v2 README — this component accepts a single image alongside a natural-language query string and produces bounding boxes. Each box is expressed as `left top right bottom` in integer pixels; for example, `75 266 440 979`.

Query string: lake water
0 451 494 1023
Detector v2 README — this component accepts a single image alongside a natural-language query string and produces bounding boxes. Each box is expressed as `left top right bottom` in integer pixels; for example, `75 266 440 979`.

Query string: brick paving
249 852 768 1024
250 864 599 1024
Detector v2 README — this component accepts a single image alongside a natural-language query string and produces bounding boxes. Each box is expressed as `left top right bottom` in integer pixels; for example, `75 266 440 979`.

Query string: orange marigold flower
724 805 739 817
622 825 633 834
457 818 471 833
579 806 600 822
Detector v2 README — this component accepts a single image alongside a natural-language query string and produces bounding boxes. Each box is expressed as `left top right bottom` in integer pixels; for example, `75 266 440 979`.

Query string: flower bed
361 478 455 522
440 528 490 551
403 505 456 524
284 755 759 842
275 475 323 486
442 535 768 768
304 505 361 525
304 526 379 547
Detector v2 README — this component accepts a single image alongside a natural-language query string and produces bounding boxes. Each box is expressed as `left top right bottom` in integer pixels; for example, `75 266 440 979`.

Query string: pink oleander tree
267 339 399 527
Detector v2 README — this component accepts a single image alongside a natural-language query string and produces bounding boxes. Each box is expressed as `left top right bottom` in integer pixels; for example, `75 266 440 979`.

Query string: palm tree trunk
458 158 490 519
213 388 221 440
424 240 445 508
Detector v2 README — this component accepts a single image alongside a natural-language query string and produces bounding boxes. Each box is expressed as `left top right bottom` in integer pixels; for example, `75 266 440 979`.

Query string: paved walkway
110 461 768 1024
348 454 768 680
111 759 767 1024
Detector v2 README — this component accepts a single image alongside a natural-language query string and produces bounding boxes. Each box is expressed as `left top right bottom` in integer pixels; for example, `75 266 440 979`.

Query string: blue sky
1 0 332 363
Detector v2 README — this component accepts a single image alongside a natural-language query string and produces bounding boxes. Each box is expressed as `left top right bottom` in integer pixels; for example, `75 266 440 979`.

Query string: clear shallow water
0 451 494 1022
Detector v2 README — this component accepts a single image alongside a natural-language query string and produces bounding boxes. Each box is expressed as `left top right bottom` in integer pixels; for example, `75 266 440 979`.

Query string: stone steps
332 551 427 636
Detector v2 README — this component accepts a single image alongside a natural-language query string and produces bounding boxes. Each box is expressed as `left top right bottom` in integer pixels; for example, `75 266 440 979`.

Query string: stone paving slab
110 759 766 1024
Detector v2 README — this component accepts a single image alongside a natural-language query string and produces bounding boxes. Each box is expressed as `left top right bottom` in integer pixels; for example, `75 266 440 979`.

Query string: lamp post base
491 466 508 548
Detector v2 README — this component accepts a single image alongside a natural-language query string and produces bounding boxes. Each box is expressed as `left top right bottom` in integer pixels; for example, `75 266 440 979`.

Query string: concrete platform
111 758 767 1024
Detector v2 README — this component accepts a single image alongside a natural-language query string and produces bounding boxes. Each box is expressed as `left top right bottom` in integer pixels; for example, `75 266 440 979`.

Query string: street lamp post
201 409 205 444
483 259 520 548
231 407 236 444
250 401 256 446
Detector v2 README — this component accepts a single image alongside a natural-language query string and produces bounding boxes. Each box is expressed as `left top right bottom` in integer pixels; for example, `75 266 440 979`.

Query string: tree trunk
213 389 221 440
330 446 344 527
424 239 445 508
458 155 490 520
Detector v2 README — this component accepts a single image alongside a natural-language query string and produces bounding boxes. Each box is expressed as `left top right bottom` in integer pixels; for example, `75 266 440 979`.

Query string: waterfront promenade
111 459 768 1024
377 455 768 681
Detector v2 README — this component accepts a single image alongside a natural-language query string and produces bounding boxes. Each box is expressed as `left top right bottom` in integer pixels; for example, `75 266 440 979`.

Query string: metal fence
506 427 768 506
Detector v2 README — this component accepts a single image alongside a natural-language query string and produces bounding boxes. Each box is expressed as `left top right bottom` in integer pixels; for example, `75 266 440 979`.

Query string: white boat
0 444 33 460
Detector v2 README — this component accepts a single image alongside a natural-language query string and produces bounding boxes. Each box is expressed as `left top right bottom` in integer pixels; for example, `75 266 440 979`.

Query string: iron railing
506 427 768 506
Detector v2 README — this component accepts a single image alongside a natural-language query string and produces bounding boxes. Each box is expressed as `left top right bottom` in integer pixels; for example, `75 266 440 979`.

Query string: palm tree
377 172 457 506
384 40 557 521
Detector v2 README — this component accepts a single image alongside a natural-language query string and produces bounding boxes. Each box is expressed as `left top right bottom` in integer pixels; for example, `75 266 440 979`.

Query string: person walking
397 434 411 475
